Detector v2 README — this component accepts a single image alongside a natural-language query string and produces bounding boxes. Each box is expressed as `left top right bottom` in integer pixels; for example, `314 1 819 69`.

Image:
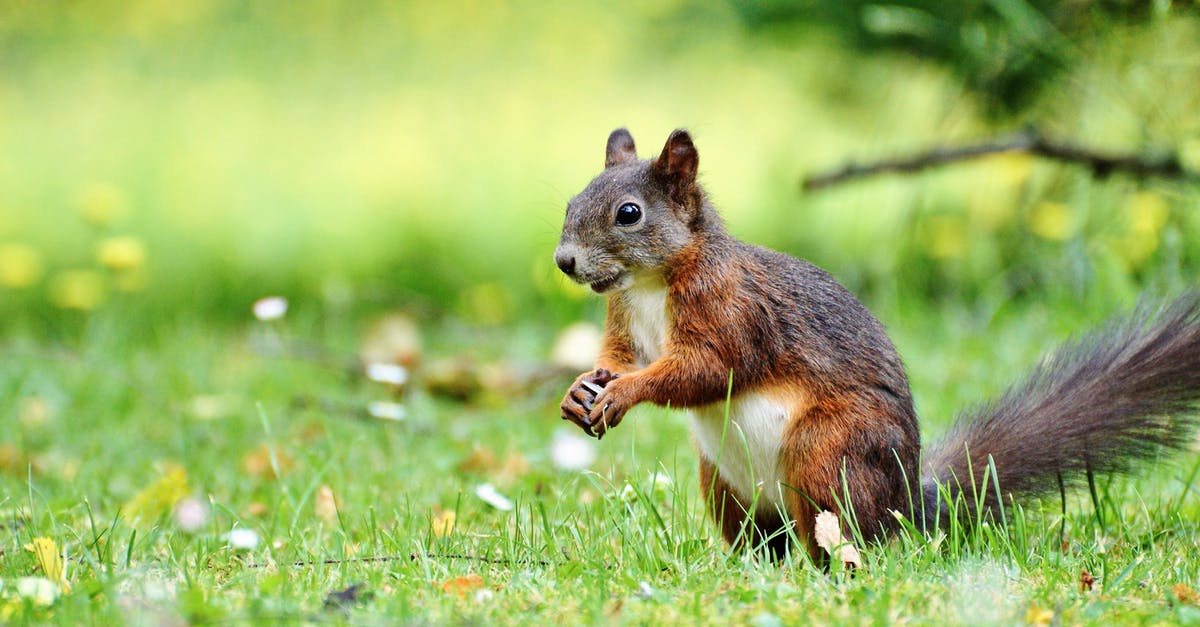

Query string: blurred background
1 0 1198 342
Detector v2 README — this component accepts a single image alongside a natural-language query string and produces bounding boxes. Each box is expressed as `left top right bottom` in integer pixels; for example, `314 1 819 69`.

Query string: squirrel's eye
615 202 642 226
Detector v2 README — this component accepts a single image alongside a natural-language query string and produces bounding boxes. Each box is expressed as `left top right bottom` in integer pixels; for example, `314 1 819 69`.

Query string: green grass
3 294 1199 625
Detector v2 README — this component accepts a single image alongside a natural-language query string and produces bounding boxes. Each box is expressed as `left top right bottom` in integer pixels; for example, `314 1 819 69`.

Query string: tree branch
801 130 1195 192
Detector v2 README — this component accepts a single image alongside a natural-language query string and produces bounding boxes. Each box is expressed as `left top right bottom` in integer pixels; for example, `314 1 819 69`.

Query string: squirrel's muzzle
554 248 577 277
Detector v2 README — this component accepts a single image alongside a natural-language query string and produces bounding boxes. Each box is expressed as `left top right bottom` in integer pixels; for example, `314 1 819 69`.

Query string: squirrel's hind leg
698 457 791 561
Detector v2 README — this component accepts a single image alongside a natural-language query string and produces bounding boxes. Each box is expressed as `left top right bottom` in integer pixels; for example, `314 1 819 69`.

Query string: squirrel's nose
555 252 577 276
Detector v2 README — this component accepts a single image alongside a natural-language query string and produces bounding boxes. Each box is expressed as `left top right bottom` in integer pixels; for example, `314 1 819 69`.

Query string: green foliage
734 0 1185 116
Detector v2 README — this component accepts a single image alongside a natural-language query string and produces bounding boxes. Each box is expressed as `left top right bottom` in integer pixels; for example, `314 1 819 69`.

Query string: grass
3 293 1200 625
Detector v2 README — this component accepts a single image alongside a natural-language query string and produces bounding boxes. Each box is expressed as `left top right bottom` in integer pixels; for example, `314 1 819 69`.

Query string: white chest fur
621 280 669 367
689 394 788 512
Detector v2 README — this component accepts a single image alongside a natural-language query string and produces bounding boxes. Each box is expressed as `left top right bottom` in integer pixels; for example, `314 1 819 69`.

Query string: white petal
367 401 406 421
474 483 514 511
252 296 288 321
224 528 260 550
366 363 409 386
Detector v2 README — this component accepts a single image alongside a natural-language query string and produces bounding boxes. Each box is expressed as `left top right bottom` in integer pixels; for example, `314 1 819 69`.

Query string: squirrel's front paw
587 375 639 439
560 369 619 435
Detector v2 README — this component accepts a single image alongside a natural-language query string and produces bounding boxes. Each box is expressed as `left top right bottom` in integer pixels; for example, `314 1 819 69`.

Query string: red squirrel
554 127 1200 558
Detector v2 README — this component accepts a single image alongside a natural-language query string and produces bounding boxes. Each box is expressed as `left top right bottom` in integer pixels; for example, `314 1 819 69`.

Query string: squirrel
554 127 1200 559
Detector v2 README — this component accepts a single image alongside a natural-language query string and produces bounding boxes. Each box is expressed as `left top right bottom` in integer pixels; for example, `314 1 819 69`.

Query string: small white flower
173 497 210 533
365 363 409 386
618 483 637 503
367 401 406 421
16 577 60 606
474 483 514 511
224 528 260 550
636 581 653 599
472 588 495 604
252 296 288 321
550 430 597 471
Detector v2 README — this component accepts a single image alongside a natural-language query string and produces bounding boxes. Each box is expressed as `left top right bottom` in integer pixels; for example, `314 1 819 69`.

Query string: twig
243 551 559 569
802 130 1194 191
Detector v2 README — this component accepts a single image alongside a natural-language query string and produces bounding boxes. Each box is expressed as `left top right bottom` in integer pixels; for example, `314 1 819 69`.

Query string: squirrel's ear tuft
605 128 637 168
652 129 699 203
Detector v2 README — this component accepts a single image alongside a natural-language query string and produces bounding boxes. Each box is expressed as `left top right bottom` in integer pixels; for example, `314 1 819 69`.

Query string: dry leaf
1174 583 1200 605
315 485 340 525
125 465 189 526
242 444 294 480
1025 606 1054 626
813 511 862 569
1080 569 1095 592
431 508 457 537
358 313 422 369
440 573 484 597
245 501 269 517
457 445 498 474
24 537 69 590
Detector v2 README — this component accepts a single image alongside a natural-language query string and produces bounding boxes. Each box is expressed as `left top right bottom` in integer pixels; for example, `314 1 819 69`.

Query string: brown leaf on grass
315 485 340 525
440 573 484 597
1174 583 1200 605
455 445 529 484
456 445 498 474
1080 569 1095 592
813 511 862 569
245 501 269 517
242 444 294 480
358 313 423 369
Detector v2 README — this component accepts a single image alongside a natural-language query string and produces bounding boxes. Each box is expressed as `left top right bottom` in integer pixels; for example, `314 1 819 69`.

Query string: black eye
615 202 642 226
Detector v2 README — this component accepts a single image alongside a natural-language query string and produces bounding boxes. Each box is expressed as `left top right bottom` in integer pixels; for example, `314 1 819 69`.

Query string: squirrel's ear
605 128 637 168
652 129 699 204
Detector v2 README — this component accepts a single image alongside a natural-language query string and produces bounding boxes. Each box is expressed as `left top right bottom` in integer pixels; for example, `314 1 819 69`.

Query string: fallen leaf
24 538 69 590
431 508 457 537
242 444 294 480
245 501 269 517
424 357 482 401
1025 606 1054 626
1174 583 1200 605
457 445 498 474
315 485 340 525
358 313 422 369
813 511 862 569
440 574 484 597
125 464 189 526
1080 569 1095 592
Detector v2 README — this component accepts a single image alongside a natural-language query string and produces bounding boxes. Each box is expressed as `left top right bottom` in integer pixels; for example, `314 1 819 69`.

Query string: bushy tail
921 292 1200 526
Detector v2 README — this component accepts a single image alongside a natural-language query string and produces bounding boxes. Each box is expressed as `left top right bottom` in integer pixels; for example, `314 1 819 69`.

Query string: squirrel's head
554 128 706 294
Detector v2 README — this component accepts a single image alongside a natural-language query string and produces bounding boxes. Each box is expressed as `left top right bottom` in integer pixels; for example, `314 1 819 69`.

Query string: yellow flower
1027 201 1078 241
76 182 128 227
96 236 147 272
24 537 69 591
0 243 43 288
48 270 107 310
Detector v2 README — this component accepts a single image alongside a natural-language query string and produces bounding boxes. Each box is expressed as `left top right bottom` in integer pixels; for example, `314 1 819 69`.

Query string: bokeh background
1 0 1198 346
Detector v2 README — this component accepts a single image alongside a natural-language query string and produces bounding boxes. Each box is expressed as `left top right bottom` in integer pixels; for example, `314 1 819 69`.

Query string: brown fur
556 128 1200 560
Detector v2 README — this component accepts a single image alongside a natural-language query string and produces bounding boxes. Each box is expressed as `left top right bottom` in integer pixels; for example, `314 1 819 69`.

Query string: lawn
3 2 1200 624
